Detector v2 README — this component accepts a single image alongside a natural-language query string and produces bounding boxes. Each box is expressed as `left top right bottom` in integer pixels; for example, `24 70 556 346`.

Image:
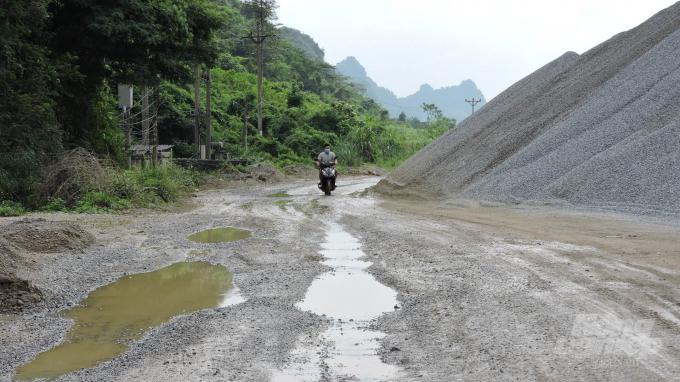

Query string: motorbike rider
316 143 338 183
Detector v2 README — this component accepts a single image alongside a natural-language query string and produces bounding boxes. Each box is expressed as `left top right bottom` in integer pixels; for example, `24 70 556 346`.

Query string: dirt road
1 176 679 381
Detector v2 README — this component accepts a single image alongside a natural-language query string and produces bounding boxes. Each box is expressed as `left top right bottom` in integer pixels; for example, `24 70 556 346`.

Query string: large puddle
274 225 399 381
186 227 251 243
14 262 243 380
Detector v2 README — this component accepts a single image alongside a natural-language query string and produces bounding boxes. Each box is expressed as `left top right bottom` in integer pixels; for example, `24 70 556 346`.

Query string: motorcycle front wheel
325 179 332 196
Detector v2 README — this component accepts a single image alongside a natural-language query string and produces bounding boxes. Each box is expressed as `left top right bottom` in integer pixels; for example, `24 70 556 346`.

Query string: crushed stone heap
375 3 680 217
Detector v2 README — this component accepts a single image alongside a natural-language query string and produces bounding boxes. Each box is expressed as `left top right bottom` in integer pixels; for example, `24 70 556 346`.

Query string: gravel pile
0 270 43 314
0 218 94 313
246 162 287 183
0 218 95 254
375 3 680 217
281 164 318 178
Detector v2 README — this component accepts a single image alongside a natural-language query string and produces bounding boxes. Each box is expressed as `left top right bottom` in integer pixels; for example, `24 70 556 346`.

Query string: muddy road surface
1 176 679 381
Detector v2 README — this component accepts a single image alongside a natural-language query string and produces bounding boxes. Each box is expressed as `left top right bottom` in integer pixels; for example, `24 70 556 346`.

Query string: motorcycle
318 161 337 196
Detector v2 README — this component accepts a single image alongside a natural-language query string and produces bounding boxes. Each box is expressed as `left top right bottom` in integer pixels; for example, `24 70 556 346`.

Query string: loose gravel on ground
1 176 679 381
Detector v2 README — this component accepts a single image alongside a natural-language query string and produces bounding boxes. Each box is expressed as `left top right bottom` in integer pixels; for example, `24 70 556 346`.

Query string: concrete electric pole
118 85 133 169
243 97 249 148
194 66 201 158
465 98 481 115
242 22 274 136
205 68 212 160
142 85 149 149
152 86 159 167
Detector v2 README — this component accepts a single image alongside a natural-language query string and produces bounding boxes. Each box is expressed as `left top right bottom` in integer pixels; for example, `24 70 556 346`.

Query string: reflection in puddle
14 262 243 380
274 225 398 381
186 227 251 243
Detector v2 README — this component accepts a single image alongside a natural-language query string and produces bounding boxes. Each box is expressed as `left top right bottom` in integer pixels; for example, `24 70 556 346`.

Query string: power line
371 98 422 113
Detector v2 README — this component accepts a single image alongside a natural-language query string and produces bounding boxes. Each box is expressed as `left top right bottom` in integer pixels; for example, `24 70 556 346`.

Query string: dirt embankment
0 218 95 313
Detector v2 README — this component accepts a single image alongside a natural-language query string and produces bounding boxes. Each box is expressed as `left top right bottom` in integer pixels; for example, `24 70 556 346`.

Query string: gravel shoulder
356 197 680 381
1 177 679 381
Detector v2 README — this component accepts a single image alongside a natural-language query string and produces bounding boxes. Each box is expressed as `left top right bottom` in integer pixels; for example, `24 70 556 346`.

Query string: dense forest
0 0 455 209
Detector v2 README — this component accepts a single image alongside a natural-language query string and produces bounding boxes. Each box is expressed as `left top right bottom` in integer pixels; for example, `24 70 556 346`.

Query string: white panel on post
118 85 133 109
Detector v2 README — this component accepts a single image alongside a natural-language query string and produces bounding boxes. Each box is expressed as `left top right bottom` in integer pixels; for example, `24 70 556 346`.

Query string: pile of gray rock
375 3 680 217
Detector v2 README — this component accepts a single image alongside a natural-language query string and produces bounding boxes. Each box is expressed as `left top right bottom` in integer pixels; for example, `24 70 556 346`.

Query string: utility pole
243 97 249 148
152 85 159 167
194 66 201 158
142 86 149 149
205 68 212 160
118 84 133 169
124 107 131 169
465 98 481 115
242 22 274 136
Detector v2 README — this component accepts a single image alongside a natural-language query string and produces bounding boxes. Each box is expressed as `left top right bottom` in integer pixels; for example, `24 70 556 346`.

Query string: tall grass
335 121 441 169
29 149 202 213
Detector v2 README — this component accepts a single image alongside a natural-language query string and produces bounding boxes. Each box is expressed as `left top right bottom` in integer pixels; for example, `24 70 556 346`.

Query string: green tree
242 0 279 26
421 102 443 124
398 111 407 122
47 0 227 152
0 0 77 197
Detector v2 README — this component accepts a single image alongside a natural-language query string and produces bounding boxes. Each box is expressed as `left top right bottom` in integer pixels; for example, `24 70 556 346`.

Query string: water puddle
186 227 251 243
274 225 399 381
13 261 243 380
267 192 293 198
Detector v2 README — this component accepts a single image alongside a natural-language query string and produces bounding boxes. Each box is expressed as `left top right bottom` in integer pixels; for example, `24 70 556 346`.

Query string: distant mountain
335 57 399 109
279 27 325 62
335 56 486 122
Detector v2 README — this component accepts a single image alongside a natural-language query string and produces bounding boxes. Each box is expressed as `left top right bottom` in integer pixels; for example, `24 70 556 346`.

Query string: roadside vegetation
0 0 455 214
0 149 201 216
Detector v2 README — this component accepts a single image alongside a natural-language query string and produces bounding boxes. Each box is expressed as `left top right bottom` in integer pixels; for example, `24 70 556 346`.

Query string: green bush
115 163 200 206
139 169 179 202
41 198 67 212
271 152 312 168
247 135 292 157
172 139 195 158
74 192 132 213
0 201 26 217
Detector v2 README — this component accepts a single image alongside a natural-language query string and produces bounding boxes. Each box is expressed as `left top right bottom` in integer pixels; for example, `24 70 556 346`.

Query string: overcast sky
277 0 678 100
